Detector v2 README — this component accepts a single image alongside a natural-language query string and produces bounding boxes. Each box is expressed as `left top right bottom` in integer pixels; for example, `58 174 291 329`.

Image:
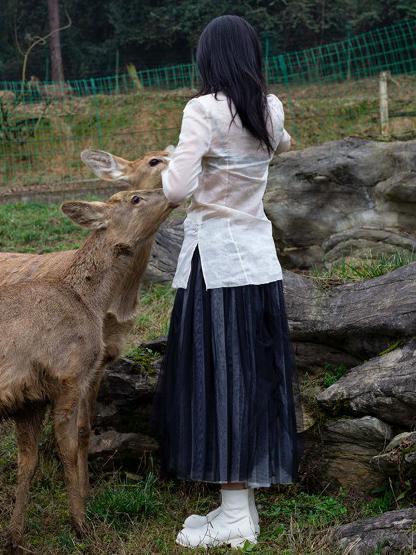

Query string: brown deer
1 186 177 550
0 148 173 380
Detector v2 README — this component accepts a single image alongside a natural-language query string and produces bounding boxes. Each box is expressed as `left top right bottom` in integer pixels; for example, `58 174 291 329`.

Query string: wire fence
0 20 415 188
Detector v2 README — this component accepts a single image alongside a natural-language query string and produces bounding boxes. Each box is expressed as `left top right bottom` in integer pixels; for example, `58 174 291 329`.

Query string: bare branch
20 9 72 84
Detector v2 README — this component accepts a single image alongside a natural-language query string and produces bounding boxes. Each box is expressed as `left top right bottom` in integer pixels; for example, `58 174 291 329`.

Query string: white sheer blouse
162 91 291 290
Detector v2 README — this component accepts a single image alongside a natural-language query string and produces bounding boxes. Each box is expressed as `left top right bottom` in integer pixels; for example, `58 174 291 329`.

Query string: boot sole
176 534 258 550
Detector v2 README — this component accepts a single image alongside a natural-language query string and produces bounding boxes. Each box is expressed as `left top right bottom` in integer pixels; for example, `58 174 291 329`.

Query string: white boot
176 488 258 549
183 487 260 533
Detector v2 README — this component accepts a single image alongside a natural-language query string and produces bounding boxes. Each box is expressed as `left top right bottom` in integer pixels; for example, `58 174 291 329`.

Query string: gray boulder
89 430 157 464
314 416 392 491
283 262 416 358
265 137 416 269
329 507 416 555
145 219 184 282
371 431 416 478
317 340 416 427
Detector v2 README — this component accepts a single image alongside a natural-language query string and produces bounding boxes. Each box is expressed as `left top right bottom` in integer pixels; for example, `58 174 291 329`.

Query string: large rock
322 227 416 266
317 340 416 427
89 430 158 464
313 416 392 491
95 357 159 433
283 262 416 358
145 219 184 282
329 507 416 555
370 431 416 478
265 138 416 269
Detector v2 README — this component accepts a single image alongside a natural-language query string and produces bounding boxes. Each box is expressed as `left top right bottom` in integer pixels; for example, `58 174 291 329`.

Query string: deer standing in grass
0 150 176 549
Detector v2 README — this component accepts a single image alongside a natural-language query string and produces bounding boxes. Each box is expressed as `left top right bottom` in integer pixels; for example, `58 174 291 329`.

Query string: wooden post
379 71 390 137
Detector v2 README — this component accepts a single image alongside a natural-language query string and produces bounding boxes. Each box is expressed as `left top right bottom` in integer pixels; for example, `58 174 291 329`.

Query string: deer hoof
4 535 27 555
72 518 88 537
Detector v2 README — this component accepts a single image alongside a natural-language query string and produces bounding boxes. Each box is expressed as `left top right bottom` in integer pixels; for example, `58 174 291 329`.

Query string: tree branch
21 9 72 84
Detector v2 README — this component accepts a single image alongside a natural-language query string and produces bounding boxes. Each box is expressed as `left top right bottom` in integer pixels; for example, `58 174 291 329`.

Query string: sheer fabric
161 92 291 290
155 248 303 487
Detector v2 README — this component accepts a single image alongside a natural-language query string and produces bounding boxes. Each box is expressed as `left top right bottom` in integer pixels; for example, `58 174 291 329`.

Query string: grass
311 250 416 286
1 415 402 554
131 283 175 345
0 202 87 253
87 473 159 524
322 364 349 388
124 345 161 374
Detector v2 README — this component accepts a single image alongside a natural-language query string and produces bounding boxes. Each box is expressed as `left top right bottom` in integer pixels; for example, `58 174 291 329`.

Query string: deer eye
149 158 160 167
131 195 142 205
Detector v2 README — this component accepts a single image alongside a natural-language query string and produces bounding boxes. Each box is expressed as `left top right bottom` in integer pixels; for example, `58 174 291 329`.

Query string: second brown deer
1 161 177 551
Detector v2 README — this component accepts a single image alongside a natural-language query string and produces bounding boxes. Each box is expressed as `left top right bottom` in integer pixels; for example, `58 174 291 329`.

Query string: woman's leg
222 482 245 490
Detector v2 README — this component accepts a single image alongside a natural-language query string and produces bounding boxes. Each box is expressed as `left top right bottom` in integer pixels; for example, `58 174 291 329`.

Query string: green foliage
87 473 159 524
124 345 160 374
362 487 396 516
322 364 349 387
312 250 416 285
265 491 348 528
378 339 404 356
132 282 175 344
2 0 416 80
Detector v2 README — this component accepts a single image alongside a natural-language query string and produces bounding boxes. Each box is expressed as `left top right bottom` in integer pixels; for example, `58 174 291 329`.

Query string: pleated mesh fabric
154 247 303 487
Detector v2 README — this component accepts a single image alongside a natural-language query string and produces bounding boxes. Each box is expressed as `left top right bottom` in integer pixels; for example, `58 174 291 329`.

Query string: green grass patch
361 487 396 518
88 473 159 525
312 250 416 285
264 491 348 528
129 282 175 346
0 202 87 253
0 426 383 555
322 363 349 387
378 339 404 356
124 345 160 374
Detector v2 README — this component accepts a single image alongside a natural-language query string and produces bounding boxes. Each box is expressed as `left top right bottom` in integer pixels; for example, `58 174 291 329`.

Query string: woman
156 14 302 549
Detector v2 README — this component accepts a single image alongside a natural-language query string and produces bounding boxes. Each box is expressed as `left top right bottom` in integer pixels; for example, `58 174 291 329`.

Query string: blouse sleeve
275 128 292 154
162 98 212 204
269 94 292 154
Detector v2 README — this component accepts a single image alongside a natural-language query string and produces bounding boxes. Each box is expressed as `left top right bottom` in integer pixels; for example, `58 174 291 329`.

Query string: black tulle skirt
154 247 303 487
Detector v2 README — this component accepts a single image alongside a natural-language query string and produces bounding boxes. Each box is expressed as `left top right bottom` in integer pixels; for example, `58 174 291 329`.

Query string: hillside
1 74 415 189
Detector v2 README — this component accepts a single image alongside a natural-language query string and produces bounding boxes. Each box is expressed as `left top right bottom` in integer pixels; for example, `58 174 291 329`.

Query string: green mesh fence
0 20 415 188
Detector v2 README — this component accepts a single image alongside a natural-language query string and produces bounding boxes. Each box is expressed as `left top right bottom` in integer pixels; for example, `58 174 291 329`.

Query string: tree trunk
47 0 65 82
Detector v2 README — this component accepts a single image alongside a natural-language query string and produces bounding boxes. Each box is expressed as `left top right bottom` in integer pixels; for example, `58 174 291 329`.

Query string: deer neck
108 238 154 322
61 230 151 319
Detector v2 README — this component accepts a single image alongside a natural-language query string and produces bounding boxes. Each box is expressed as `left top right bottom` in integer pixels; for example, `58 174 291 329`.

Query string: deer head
80 146 175 190
62 188 176 248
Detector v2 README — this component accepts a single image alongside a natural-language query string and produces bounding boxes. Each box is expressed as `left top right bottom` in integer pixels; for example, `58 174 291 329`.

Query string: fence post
379 71 390 137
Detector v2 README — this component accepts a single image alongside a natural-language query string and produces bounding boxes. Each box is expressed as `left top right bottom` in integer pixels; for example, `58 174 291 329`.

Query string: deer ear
81 149 132 181
61 201 110 229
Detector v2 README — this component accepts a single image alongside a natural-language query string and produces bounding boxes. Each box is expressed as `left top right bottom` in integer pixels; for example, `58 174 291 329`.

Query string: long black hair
195 15 273 153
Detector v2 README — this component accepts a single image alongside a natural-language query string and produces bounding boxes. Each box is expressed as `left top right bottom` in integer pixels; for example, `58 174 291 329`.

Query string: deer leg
53 387 86 536
8 403 47 549
76 396 91 502
77 367 105 500
87 365 105 428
